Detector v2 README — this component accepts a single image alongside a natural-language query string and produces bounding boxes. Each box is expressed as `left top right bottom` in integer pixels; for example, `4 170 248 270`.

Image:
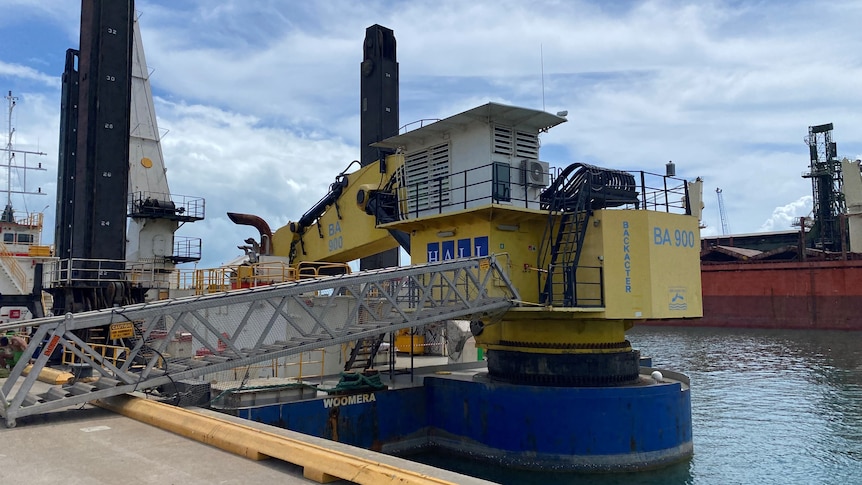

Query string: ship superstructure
0 91 53 323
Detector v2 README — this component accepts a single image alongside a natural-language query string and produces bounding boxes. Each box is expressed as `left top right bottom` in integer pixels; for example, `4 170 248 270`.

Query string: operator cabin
375 102 564 215
372 102 565 263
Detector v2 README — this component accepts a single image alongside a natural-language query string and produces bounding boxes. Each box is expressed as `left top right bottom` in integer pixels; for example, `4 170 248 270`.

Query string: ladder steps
22 393 42 407
202 355 230 364
166 362 190 373
242 347 268 356
94 377 122 389
291 336 322 343
67 382 97 396
40 387 71 402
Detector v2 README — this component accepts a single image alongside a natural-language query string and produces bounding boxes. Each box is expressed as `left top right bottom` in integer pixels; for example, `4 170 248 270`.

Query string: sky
1 0 861 268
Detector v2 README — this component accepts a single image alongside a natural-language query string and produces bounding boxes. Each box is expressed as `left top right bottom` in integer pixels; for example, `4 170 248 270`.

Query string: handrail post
640 171 647 210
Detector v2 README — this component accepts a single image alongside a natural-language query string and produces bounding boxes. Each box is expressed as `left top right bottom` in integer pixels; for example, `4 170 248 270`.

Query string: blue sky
2 0 861 268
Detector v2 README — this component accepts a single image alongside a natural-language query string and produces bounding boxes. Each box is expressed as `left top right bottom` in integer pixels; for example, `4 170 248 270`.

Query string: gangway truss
0 256 518 427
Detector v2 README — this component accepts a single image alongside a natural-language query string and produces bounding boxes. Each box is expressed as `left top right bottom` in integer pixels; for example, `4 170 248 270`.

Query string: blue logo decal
474 236 489 257
668 287 687 311
457 238 471 258
427 242 440 262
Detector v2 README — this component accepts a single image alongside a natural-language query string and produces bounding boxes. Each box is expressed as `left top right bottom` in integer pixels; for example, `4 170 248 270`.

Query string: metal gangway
0 256 518 427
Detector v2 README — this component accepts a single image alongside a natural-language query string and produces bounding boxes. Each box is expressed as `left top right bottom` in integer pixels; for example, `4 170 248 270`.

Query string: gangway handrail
0 254 518 427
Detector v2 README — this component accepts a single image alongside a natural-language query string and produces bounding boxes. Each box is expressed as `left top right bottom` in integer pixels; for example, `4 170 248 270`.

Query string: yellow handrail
62 342 131 368
0 240 29 293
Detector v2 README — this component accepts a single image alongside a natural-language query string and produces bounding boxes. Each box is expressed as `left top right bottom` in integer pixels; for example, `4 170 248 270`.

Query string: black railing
397 163 692 220
545 264 604 307
402 162 548 219
128 191 206 222
170 236 202 263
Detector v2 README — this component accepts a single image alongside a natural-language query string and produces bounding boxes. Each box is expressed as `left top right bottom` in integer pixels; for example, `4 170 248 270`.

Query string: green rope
323 372 387 393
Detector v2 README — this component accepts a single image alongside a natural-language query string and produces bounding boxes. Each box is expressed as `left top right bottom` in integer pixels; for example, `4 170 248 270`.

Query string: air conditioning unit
520 160 550 187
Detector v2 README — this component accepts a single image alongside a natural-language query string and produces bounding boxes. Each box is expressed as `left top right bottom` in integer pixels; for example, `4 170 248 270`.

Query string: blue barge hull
234 368 692 472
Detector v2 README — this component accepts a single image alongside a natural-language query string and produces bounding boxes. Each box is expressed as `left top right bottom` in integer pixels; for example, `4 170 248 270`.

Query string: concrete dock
0 364 496 485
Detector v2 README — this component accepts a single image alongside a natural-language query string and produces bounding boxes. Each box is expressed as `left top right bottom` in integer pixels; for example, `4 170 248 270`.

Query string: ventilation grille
515 131 539 159
494 126 513 154
494 124 539 159
405 143 451 214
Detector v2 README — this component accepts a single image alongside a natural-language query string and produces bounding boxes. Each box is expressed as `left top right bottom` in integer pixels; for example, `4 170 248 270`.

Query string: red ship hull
644 259 862 330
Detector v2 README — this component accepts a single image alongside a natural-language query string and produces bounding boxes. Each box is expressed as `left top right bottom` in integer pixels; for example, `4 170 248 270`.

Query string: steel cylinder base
486 349 641 386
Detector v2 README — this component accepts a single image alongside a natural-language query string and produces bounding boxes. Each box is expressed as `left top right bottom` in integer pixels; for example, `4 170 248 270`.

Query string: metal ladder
0 255 518 427
343 334 387 372
538 163 639 306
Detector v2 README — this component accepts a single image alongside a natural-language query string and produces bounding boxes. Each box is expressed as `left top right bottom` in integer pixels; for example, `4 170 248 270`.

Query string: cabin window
493 162 511 202
3 233 13 243
16 233 33 244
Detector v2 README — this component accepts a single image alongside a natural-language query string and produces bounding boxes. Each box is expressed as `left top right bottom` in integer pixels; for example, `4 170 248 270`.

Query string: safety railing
174 260 351 295
206 349 327 382
62 342 131 368
170 236 202 263
395 163 693 220
0 239 29 293
127 191 205 222
543 263 604 308
44 258 131 287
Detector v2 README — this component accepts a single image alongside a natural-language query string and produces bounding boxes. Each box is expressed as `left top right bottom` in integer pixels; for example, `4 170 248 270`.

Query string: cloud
0 61 59 88
3 0 862 267
760 195 812 232
152 98 360 266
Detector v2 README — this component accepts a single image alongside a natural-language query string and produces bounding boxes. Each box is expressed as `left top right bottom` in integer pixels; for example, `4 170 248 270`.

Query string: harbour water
404 326 862 484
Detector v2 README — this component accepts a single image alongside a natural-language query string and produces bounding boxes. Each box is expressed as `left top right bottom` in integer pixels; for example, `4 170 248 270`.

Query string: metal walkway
0 256 518 427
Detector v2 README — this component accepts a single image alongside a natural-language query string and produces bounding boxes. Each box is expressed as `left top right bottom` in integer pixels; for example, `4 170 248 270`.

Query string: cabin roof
372 102 567 151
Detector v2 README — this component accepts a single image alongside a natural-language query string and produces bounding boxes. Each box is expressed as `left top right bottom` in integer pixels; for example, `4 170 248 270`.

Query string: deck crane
717 187 730 234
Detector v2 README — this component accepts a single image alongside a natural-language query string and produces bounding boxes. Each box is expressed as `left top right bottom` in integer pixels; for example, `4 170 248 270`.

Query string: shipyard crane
716 187 730 235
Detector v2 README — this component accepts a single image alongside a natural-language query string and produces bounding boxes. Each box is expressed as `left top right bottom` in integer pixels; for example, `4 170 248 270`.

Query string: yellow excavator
228 101 703 386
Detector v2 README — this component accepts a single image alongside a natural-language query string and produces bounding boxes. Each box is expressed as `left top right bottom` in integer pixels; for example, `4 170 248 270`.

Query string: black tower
803 123 846 252
53 0 137 312
359 24 400 272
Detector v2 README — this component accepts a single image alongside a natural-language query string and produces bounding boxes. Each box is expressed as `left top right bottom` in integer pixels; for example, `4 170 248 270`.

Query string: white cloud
0 61 59 88
3 0 862 267
760 195 812 232
152 98 361 266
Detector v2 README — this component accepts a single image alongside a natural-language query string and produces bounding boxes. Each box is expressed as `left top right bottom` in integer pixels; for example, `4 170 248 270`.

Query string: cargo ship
645 123 862 330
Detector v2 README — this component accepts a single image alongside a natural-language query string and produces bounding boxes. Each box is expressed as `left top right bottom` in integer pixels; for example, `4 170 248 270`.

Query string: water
405 326 862 484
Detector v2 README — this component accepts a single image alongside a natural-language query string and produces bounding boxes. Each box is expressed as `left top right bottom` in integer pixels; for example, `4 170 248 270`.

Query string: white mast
5 90 16 209
1 91 47 221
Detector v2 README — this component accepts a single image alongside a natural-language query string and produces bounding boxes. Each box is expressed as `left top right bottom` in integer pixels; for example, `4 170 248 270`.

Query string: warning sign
109 322 135 340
